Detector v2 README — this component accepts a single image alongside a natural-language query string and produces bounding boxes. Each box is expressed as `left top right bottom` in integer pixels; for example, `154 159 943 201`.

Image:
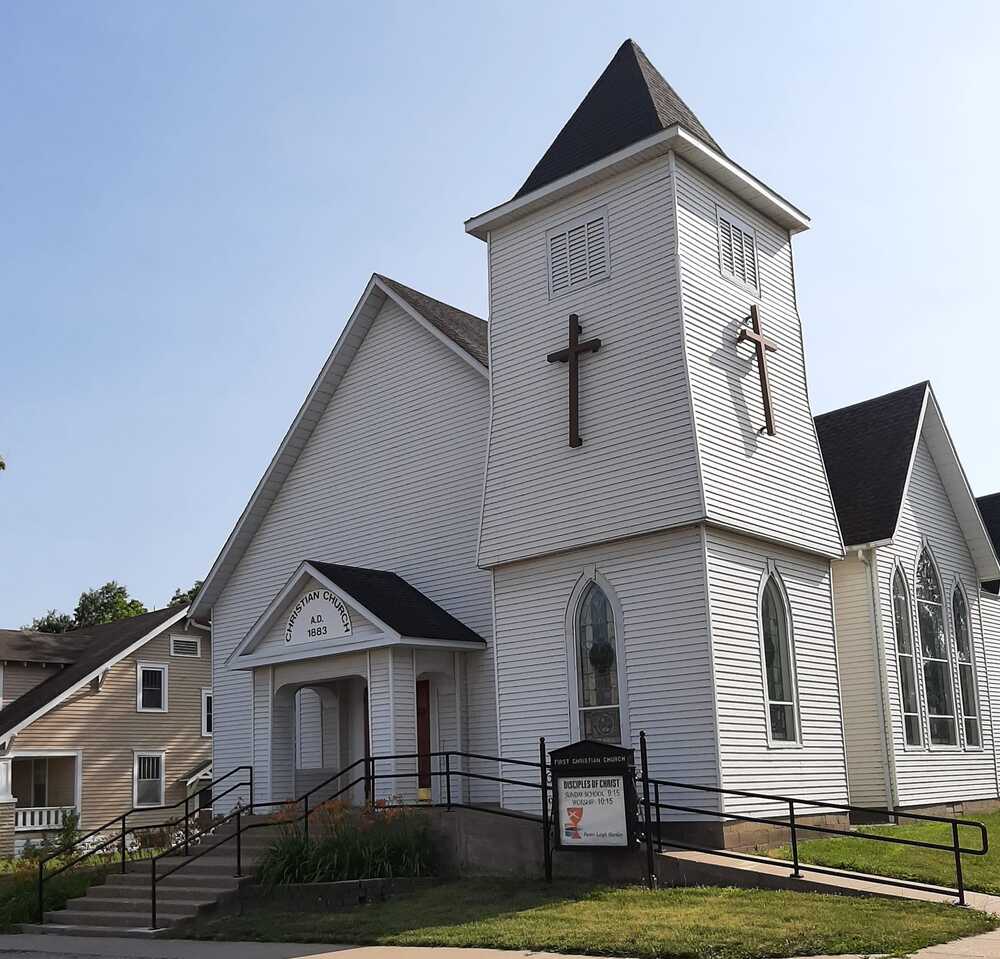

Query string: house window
760 574 798 743
137 664 168 712
548 211 608 296
952 587 980 748
134 753 164 807
892 570 922 746
202 689 213 737
576 582 621 744
717 207 759 291
170 635 201 658
916 550 957 746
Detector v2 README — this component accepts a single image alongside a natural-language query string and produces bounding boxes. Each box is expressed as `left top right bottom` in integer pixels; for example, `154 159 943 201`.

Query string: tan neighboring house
0 606 212 857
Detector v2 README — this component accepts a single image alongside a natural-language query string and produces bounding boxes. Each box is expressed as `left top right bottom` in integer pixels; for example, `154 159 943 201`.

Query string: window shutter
548 212 608 296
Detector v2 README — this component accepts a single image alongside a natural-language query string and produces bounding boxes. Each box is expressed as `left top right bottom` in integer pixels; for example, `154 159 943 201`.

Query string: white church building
189 40 1000 845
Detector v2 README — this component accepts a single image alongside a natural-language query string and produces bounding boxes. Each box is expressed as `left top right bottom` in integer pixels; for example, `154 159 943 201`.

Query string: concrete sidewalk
1 930 1000 959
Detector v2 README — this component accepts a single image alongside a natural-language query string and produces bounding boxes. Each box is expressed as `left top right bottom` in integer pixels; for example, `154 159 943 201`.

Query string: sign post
549 740 636 851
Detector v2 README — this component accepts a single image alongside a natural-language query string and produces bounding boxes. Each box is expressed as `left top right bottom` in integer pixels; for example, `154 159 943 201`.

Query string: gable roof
815 382 928 548
190 275 487 620
816 382 1000 581
0 629 81 666
228 560 485 667
0 605 187 744
977 493 1000 593
515 39 722 200
307 562 484 645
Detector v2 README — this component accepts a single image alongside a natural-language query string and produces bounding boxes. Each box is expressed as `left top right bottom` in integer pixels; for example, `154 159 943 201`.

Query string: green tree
73 581 147 628
27 609 75 633
169 580 203 607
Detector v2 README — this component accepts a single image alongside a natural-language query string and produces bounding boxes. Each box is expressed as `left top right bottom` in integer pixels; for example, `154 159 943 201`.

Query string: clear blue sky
3 1 999 626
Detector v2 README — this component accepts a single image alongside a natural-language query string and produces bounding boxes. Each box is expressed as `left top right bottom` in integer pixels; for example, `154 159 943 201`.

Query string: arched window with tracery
760 574 798 743
952 585 980 748
916 550 957 746
576 582 621 744
892 569 922 746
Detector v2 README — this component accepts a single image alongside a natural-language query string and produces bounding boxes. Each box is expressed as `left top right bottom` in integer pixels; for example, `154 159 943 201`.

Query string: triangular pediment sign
226 562 391 667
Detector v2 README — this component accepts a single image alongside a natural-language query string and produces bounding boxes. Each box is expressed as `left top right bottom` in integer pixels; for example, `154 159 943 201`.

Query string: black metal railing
145 746 551 929
36 765 252 923
632 730 988 906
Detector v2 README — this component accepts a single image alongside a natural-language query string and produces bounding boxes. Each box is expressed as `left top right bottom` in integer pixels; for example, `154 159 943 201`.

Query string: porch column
367 648 417 802
0 758 15 859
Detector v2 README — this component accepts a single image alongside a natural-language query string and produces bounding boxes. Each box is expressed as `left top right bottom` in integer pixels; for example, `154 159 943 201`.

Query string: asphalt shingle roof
515 39 723 200
814 382 928 548
376 275 488 368
0 606 185 740
307 561 484 646
977 493 1000 593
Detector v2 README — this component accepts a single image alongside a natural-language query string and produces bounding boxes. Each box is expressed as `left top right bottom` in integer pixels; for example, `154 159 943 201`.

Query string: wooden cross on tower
546 313 602 448
737 304 779 436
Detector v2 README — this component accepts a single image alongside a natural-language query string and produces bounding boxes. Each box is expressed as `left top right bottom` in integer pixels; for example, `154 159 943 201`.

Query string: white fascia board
227 561 405 665
921 389 1000 581
465 125 810 240
375 277 488 379
230 632 485 671
189 277 386 620
0 606 189 746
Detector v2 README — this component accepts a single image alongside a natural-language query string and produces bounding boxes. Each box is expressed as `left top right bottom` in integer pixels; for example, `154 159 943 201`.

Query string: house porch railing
15 806 76 832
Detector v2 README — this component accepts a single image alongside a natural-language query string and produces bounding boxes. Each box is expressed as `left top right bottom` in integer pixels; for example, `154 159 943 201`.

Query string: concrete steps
30 823 278 937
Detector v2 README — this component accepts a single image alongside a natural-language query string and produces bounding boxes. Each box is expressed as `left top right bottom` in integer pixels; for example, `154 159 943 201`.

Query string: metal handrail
633 730 988 906
146 748 551 928
36 765 252 923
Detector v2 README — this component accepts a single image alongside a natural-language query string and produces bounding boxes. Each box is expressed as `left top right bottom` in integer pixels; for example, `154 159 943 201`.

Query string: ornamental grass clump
256 799 434 887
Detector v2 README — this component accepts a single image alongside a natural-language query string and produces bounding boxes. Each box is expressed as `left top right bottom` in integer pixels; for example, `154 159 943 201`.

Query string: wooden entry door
416 679 431 792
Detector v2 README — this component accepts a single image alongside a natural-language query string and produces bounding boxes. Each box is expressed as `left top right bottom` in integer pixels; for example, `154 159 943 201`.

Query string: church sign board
550 740 635 849
284 588 352 645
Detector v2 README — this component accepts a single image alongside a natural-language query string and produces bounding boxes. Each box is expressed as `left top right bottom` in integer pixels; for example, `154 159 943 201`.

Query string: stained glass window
916 550 957 746
892 570 922 746
952 587 980 748
761 576 798 743
577 583 621 744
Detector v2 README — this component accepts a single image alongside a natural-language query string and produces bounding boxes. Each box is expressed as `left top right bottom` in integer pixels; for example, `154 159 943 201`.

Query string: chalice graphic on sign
564 806 584 840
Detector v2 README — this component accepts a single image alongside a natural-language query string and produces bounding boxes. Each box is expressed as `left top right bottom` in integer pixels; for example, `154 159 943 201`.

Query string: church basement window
717 207 759 292
916 550 958 746
576 582 621 744
892 569 922 746
951 586 981 748
760 574 799 744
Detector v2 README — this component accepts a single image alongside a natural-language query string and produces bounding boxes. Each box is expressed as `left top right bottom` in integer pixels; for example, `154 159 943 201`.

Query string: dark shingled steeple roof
814 382 929 548
515 39 723 199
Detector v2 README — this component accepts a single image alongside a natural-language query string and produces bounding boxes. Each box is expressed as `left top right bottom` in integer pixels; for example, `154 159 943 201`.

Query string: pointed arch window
952 586 980 748
760 575 798 743
577 582 622 744
916 550 957 746
892 570 922 746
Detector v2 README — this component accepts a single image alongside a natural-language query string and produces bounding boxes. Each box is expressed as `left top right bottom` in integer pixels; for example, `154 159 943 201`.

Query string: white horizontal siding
831 556 890 807
876 435 998 806
211 298 497 810
979 591 1000 798
479 156 702 568
707 529 849 817
674 157 842 559
492 527 718 814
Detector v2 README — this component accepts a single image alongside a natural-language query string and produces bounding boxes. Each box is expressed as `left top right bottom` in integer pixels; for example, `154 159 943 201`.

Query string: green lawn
181 878 996 959
770 812 999 896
